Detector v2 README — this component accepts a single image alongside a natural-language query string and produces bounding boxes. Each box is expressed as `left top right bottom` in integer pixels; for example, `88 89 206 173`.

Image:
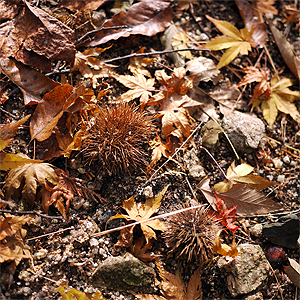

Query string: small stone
34 249 48 260
218 244 270 297
18 271 31 281
272 158 283 169
277 175 285 183
221 111 265 153
143 186 154 199
72 197 85 210
183 148 206 179
90 252 156 293
249 224 263 237
201 120 222 149
290 160 297 167
90 238 99 247
199 33 209 41
282 156 290 164
77 167 86 174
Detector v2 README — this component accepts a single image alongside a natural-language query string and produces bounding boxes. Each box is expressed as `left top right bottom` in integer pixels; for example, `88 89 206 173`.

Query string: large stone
262 214 300 249
221 111 265 153
218 244 270 297
90 253 156 293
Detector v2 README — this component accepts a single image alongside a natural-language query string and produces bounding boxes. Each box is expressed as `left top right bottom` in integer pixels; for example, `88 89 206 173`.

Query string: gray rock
218 244 270 297
221 112 265 153
90 253 156 293
262 214 300 248
183 148 206 178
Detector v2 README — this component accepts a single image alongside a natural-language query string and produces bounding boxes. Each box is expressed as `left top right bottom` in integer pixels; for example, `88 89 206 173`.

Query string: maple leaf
253 73 300 128
4 163 59 208
0 115 31 151
115 73 156 107
128 47 154 77
237 66 271 104
212 230 242 257
57 284 105 300
214 161 277 193
155 261 203 300
205 15 255 69
149 136 174 167
107 186 168 244
72 46 116 88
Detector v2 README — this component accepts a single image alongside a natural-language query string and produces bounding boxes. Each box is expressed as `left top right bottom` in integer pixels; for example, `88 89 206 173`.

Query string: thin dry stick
25 227 73 241
263 45 277 73
268 261 284 300
76 25 128 45
0 209 64 220
102 48 210 64
91 204 207 238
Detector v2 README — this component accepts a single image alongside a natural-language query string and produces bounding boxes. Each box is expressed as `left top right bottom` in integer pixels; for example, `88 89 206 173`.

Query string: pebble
90 238 99 247
282 156 290 164
277 175 285 183
143 186 154 199
272 158 283 169
249 224 263 237
290 160 297 167
199 33 209 41
34 249 48 260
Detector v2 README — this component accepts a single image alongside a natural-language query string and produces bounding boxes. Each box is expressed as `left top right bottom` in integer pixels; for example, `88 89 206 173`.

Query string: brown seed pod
80 103 153 176
163 204 220 264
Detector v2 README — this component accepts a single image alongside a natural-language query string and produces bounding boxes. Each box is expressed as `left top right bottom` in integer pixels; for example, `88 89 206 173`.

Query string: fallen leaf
115 72 156 107
4 163 59 208
0 153 43 171
57 283 105 300
267 19 299 80
80 0 173 47
255 73 300 128
0 115 31 151
198 178 282 216
72 46 116 88
149 136 172 167
235 0 268 46
283 5 300 26
30 81 91 142
0 58 59 105
0 215 32 241
214 161 277 192
186 265 203 300
205 15 255 69
128 47 154 78
284 258 300 288
212 230 242 257
40 169 74 219
107 186 168 243
254 0 278 16
172 30 193 59
0 1 75 72
134 294 167 300
59 0 108 12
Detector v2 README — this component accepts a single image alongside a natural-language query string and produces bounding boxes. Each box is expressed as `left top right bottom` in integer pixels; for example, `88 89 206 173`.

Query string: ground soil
0 0 299 299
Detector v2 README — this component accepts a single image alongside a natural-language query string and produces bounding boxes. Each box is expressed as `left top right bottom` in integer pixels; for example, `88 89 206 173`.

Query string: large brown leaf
0 58 59 105
0 1 75 72
30 81 91 142
80 0 173 47
59 0 108 12
198 178 282 216
4 163 59 208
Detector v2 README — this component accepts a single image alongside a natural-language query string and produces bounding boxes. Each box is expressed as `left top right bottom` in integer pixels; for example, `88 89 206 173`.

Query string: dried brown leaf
80 0 173 47
284 258 300 288
0 153 42 172
0 115 31 151
4 163 59 208
59 0 108 12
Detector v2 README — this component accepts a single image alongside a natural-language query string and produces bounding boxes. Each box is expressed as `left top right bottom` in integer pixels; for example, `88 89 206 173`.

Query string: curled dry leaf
0 58 59 105
80 0 173 47
4 163 59 208
214 161 277 193
212 230 242 257
284 258 300 288
267 19 299 80
0 1 75 72
107 186 168 244
0 115 30 151
30 81 92 142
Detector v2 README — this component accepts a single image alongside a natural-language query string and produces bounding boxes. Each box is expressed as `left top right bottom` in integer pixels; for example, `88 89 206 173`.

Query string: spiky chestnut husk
163 204 220 264
80 103 153 176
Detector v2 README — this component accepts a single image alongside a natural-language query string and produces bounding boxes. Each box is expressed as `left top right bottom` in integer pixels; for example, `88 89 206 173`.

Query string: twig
102 48 210 64
25 227 74 241
91 204 207 238
0 209 64 220
263 45 277 73
46 69 71 77
76 25 128 45
0 107 18 119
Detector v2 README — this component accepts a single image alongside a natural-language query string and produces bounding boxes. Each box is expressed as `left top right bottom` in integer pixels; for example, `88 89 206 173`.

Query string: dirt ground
0 0 299 299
